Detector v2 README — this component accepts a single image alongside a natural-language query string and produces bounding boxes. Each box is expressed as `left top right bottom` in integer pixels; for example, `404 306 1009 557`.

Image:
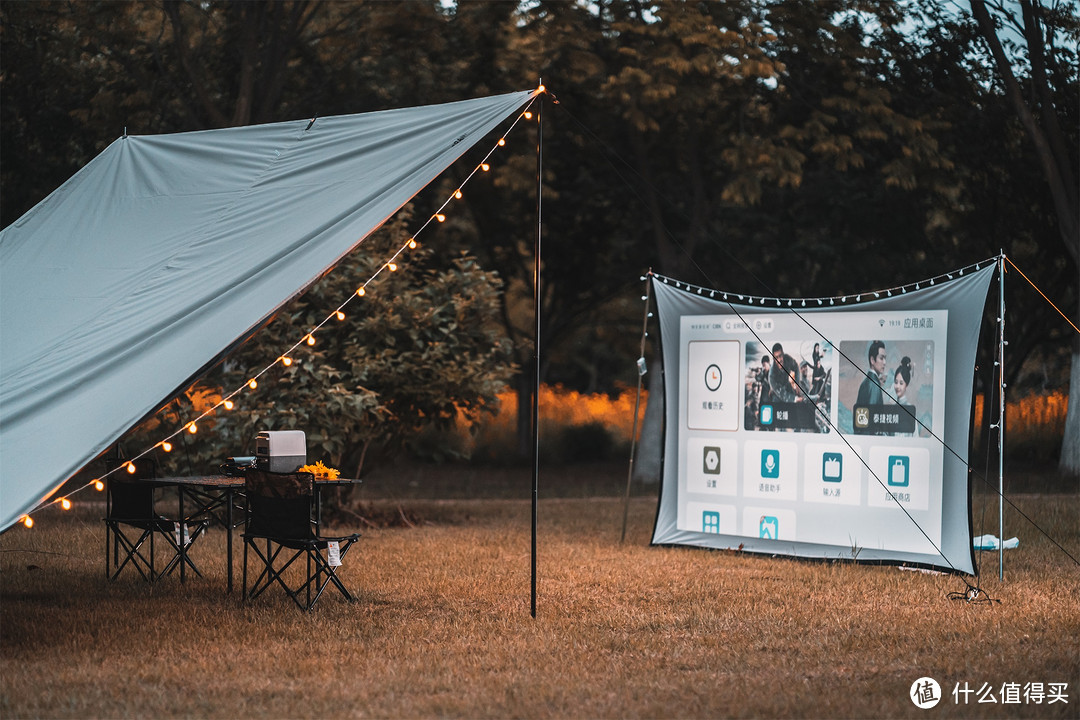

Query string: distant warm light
436 214 446 223
126 462 136 474
335 311 345 321
454 190 463 199
94 480 105 491
248 379 258 389
61 498 72 510
408 239 418 249
305 334 316 346
21 515 32 528
388 262 398 272
162 441 173 452
481 163 490 172
187 422 198 434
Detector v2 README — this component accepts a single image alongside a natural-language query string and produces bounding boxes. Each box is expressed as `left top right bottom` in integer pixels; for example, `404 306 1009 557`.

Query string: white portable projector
254 430 307 473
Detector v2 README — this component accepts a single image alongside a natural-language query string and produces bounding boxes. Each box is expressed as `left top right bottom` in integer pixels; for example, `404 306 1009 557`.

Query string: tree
124 212 515 478
968 0 1079 475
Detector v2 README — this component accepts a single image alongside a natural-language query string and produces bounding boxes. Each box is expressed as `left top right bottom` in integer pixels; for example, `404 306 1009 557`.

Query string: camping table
149 475 361 592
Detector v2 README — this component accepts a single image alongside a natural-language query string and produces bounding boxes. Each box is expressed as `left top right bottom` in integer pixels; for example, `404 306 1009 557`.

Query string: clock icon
704 363 723 391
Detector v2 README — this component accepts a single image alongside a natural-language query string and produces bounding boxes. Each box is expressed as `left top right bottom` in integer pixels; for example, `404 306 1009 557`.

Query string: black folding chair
104 459 206 582
242 469 361 611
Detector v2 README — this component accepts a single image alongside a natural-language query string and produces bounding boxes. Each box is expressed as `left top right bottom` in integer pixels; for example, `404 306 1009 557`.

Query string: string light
13 94 544 531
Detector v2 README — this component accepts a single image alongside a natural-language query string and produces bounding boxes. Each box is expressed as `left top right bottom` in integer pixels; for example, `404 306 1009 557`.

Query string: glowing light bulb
306 334 316 346
248 379 258 390
282 356 293 367
388 262 398 272
335 311 345 321
481 163 490 172
436 214 446 223
223 399 234 410
21 515 33 528
126 462 136 474
537 84 546 93
95 480 105 491
187 422 198 434
61 498 72 510
408 239 417 249
454 190 463 199
162 441 173 452
524 111 533 120
498 138 506 146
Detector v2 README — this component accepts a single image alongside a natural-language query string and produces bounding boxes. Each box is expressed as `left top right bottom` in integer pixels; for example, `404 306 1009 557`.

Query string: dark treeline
2 1 1076 469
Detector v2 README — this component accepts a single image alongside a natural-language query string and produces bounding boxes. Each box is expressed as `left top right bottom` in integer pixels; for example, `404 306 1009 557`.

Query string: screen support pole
998 252 1006 580
531 86 544 619
621 273 653 543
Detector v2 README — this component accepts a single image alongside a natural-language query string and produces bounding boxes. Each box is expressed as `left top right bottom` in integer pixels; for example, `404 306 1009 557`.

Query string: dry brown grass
2 474 1077 719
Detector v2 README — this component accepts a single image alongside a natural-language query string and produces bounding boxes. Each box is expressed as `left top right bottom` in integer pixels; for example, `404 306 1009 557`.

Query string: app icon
888 455 909 487
702 511 720 533
760 449 780 478
704 363 723 391
760 404 774 425
759 515 779 540
854 407 869 428
822 452 843 482
703 447 721 475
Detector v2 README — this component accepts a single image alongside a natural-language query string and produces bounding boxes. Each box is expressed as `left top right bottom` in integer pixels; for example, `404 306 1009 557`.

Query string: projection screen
650 262 997 574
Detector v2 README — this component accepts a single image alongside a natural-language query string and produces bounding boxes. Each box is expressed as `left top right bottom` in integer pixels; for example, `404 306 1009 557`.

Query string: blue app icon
761 449 780 478
888 455 910 487
759 515 778 540
760 404 774 425
703 511 720 533
822 452 843 482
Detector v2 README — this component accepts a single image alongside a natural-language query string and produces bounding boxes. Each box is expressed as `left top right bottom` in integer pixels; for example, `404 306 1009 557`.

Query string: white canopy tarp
0 89 537 531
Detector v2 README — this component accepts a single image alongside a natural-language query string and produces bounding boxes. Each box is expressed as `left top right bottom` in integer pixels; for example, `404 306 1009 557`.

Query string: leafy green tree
124 212 515 477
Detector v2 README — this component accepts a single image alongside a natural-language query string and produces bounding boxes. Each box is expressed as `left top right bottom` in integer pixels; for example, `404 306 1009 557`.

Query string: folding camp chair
242 469 361 611
104 459 206 582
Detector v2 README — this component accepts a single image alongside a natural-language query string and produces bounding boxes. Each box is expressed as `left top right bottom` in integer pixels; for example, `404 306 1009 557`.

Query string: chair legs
105 521 206 583
242 536 357 611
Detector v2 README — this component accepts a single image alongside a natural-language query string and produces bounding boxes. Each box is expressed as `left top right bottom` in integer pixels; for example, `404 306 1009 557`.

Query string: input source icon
822 452 843 482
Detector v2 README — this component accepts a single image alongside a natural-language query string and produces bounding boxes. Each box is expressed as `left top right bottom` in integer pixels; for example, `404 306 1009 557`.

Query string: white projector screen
650 263 996 574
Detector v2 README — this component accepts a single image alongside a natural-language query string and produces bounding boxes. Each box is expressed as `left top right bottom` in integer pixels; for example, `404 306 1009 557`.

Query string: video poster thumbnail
837 339 935 437
743 339 833 433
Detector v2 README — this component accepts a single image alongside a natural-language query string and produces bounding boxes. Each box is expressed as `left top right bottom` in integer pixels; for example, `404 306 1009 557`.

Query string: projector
254 430 307 473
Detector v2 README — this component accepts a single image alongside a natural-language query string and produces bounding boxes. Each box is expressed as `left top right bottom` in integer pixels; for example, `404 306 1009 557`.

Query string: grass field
1 463 1077 719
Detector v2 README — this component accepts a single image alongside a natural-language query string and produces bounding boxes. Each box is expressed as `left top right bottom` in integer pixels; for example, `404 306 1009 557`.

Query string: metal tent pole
998 252 1006 580
621 274 652 543
531 86 544 619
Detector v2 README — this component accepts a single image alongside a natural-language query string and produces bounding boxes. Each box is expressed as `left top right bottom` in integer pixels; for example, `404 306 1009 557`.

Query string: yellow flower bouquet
298 461 340 480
